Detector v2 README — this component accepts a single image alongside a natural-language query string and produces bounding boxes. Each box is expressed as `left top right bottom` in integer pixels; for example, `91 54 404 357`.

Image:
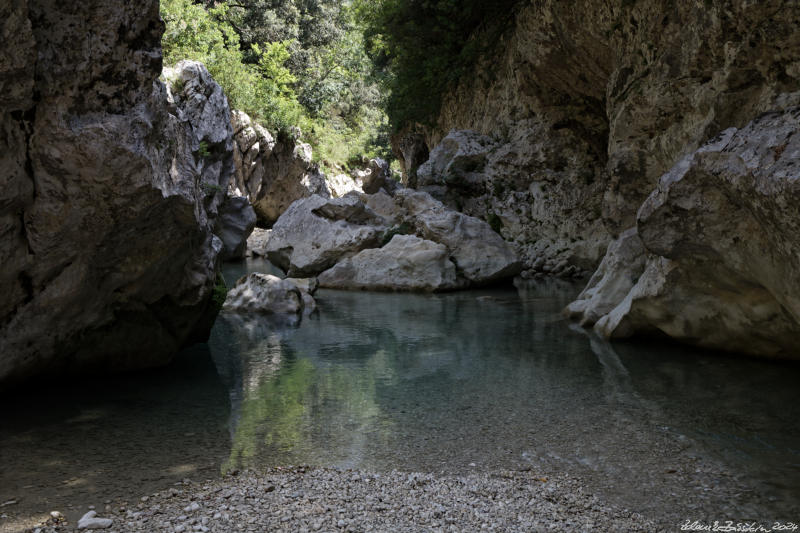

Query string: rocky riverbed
20 467 660 533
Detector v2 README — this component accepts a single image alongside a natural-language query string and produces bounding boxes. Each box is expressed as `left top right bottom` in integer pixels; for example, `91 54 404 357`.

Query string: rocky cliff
405 0 800 357
0 1 234 383
405 0 800 269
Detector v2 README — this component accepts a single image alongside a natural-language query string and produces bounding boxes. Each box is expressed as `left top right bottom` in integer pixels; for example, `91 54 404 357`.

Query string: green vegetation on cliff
161 0 391 169
356 0 521 129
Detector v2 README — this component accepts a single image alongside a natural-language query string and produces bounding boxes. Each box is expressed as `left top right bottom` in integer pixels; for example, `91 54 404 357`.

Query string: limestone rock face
359 158 398 195
0 3 233 383
318 235 459 292
229 110 330 225
327 173 364 198
265 195 387 277
223 273 305 314
414 0 800 272
246 228 272 257
395 189 522 284
564 228 646 328
216 196 257 261
416 130 498 204
572 109 800 358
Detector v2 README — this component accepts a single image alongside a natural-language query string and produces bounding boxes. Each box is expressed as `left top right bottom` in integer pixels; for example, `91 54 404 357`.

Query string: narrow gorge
1 0 799 531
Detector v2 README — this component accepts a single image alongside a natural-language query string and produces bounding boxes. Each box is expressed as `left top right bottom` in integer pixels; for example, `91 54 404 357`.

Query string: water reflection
209 263 800 522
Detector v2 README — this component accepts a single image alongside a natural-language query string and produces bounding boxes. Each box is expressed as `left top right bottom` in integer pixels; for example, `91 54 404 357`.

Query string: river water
2 258 799 529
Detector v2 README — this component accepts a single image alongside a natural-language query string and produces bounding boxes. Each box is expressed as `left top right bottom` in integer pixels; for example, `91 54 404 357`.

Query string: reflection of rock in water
208 312 300 440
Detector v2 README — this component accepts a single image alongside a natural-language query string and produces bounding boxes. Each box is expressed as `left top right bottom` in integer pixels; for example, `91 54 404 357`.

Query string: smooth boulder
318 235 459 292
265 195 387 277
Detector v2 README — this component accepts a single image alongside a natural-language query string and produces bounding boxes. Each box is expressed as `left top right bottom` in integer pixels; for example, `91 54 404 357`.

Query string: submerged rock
318 235 459 292
223 273 309 315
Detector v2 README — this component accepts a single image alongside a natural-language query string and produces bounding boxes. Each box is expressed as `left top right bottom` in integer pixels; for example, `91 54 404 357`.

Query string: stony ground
22 466 663 533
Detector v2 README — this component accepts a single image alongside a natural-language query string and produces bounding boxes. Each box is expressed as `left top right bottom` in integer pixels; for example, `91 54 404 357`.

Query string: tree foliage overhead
161 0 391 168
355 0 521 130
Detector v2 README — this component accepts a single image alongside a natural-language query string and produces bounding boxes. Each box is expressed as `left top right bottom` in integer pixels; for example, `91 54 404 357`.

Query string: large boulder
0 1 233 384
265 195 388 277
318 234 460 292
229 111 330 225
569 109 800 358
265 187 521 289
223 273 308 315
395 189 522 284
216 196 257 261
246 228 272 257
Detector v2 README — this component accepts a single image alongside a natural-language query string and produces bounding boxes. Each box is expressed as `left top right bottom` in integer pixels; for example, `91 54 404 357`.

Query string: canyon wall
0 1 234 383
405 0 799 268
405 0 800 356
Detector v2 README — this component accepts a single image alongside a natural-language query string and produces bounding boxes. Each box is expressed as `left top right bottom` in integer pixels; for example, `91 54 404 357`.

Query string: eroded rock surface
395 190 521 284
0 3 233 382
266 188 520 289
229 111 330 225
570 110 800 358
216 196 257 261
413 1 800 273
265 195 387 277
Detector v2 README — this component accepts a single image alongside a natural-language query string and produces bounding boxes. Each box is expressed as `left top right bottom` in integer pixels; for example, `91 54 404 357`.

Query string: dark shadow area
0 345 229 530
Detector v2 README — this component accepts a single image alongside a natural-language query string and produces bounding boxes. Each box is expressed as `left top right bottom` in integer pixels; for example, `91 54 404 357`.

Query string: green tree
355 0 521 130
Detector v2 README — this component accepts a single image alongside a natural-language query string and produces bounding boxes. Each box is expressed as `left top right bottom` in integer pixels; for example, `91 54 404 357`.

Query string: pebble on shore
25 466 664 533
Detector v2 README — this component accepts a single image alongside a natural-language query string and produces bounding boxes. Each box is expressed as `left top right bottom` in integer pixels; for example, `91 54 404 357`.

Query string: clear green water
1 258 799 526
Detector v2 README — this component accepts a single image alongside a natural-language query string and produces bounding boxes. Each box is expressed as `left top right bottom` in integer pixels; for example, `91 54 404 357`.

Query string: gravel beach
20 467 663 533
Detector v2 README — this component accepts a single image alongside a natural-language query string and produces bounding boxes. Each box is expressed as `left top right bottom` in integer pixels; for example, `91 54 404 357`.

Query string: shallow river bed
1 258 799 531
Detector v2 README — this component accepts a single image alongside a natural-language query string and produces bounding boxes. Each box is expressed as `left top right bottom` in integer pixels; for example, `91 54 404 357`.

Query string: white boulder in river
394 189 522 283
264 187 520 289
266 195 387 277
319 235 460 292
223 273 315 314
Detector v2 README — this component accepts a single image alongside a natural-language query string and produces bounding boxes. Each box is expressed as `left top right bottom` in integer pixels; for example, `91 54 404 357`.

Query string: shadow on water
0 346 229 530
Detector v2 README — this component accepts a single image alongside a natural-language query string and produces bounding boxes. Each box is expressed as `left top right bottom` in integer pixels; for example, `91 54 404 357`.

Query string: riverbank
18 466 661 533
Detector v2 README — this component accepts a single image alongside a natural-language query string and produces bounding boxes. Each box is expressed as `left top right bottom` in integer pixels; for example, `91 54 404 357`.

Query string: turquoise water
1 258 799 527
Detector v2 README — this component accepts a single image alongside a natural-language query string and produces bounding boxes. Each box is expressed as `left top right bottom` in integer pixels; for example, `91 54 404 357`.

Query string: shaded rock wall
0 1 234 383
229 110 330 226
571 109 800 358
410 0 800 270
